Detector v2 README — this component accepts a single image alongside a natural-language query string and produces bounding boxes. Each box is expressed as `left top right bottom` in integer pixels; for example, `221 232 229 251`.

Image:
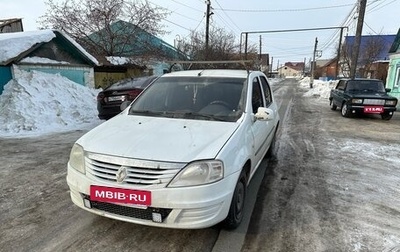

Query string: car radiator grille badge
116 166 128 183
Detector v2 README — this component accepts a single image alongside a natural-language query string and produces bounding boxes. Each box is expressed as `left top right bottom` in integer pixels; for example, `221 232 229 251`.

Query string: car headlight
351 98 363 104
168 160 224 187
69 144 85 174
385 100 397 106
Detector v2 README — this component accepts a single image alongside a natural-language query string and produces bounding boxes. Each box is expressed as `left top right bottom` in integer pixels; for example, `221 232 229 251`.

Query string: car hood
349 91 396 99
77 115 240 163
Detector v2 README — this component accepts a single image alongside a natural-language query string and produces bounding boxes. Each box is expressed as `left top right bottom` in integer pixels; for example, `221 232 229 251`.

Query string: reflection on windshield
347 80 385 92
129 76 246 122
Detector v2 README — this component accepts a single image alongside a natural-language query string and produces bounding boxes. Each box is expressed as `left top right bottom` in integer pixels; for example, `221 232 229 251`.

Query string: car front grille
363 99 385 105
83 194 172 221
85 153 185 188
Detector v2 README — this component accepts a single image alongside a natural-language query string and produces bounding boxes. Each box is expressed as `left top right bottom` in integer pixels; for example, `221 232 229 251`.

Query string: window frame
259 76 273 107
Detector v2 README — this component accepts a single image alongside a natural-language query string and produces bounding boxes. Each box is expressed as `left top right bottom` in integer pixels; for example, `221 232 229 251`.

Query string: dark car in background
97 75 159 120
329 78 398 120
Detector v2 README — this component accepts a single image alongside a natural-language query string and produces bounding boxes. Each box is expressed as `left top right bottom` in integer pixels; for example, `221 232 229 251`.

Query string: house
259 53 270 74
314 58 338 80
277 62 304 78
0 30 99 95
85 20 188 87
0 18 23 33
341 34 396 78
386 28 400 105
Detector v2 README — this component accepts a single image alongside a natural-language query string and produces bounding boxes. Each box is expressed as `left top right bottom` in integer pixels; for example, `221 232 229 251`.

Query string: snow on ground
0 68 102 137
300 76 337 99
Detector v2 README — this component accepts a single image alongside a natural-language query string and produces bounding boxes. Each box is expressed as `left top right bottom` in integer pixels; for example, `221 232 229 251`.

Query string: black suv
329 78 398 120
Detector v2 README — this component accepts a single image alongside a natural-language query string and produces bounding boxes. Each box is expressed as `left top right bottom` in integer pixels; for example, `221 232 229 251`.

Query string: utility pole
350 0 367 79
259 35 262 61
310 37 318 88
336 27 345 79
205 0 212 59
270 57 273 74
244 32 248 59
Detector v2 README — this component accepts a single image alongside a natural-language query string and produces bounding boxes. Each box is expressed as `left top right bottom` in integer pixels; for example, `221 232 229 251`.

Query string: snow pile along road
0 68 101 137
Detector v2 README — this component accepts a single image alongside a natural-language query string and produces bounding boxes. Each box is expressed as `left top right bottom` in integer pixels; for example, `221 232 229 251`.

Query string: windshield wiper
181 112 227 121
129 110 166 116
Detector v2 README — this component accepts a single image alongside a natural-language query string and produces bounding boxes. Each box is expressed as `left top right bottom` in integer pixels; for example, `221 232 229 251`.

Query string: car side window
252 77 264 113
337 80 346 90
259 76 273 107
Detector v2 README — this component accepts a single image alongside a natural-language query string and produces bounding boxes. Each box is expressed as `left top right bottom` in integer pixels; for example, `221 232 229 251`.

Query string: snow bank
300 77 338 99
0 68 102 137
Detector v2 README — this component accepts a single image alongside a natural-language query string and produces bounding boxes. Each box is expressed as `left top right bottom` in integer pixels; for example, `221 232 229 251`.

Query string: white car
67 69 280 229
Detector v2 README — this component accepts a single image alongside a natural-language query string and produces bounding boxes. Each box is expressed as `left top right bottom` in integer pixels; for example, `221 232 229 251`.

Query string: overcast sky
2 0 399 68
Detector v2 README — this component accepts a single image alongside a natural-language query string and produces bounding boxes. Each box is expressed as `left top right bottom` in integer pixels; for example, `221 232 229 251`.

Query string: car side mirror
120 101 131 111
255 107 274 121
385 88 391 93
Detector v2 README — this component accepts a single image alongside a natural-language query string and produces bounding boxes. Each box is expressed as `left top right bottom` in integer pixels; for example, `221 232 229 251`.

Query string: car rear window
111 76 157 89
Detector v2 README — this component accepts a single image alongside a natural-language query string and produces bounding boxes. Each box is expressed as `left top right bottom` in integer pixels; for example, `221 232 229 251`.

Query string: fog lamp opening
152 212 163 223
84 198 92 208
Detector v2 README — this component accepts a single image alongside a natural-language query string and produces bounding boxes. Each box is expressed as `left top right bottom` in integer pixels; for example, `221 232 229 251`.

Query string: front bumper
66 164 238 229
347 105 396 114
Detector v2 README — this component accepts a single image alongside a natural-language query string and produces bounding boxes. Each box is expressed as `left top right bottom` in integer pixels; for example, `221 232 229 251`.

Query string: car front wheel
223 170 247 229
341 102 351 118
381 112 393 120
330 100 337 111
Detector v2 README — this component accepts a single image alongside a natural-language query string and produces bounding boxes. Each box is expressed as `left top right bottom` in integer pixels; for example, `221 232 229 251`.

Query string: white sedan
67 69 280 229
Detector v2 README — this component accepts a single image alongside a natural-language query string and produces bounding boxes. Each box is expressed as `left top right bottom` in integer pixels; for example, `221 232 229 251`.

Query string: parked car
67 69 280 229
329 78 398 120
97 75 159 120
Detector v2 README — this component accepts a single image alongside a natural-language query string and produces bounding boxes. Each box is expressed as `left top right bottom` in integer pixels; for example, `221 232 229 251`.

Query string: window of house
395 66 400 88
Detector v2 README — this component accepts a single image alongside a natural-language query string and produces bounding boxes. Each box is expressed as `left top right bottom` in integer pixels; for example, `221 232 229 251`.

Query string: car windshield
346 80 386 92
128 76 247 122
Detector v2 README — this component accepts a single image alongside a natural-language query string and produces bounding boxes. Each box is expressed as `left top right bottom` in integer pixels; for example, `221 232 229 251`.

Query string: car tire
330 100 337 111
341 102 351 118
381 112 393 120
223 170 247 229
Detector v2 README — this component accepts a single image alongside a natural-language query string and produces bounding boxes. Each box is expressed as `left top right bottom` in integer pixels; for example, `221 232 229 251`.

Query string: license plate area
364 106 383 113
107 95 126 102
90 185 151 206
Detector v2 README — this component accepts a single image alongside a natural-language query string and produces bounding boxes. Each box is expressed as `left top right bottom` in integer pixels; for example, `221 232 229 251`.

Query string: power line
169 0 204 13
213 0 242 32
213 3 355 13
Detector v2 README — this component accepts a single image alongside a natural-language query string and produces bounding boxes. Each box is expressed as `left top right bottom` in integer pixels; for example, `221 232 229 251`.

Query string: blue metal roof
344 34 396 61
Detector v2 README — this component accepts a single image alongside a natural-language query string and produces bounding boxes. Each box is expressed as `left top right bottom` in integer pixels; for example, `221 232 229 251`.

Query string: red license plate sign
364 106 383 113
90 185 151 206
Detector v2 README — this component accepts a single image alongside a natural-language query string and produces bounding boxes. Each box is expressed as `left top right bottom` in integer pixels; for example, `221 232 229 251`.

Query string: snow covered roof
0 30 55 64
0 29 99 65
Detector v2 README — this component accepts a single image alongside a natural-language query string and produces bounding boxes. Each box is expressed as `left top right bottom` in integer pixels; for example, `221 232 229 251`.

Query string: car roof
340 78 382 82
162 69 253 78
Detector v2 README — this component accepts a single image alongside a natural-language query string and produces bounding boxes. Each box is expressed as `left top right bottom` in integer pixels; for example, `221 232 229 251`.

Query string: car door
332 80 346 106
249 74 272 167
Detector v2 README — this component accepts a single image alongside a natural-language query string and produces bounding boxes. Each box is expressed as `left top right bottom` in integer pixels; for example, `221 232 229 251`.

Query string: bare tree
39 0 170 57
176 26 258 69
340 35 388 78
